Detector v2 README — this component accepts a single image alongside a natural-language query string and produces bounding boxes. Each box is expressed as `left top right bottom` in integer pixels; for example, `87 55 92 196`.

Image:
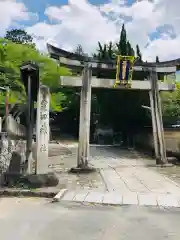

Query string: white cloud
1 0 180 61
0 0 35 36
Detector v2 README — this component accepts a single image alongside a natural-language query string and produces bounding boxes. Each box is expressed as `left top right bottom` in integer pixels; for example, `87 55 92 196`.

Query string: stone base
2 172 59 188
156 163 174 167
69 166 96 174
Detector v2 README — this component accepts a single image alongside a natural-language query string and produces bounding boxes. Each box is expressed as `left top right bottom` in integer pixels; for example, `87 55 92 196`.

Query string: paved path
54 145 180 208
1 197 180 240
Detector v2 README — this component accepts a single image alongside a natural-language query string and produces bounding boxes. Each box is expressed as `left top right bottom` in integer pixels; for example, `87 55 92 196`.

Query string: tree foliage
161 83 180 124
156 56 160 63
136 44 142 62
74 44 87 57
0 38 71 113
5 29 34 46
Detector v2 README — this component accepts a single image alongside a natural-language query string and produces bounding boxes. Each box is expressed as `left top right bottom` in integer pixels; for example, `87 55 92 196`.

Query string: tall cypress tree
156 56 159 62
116 24 127 55
74 44 84 56
136 44 142 62
127 41 135 56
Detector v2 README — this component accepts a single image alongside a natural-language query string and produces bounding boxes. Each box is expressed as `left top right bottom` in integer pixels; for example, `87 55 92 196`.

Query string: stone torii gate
47 44 177 170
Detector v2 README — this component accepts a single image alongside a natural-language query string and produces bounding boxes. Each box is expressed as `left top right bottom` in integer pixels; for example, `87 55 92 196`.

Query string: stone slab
120 174 149 192
132 168 167 193
138 193 158 206
103 192 122 205
100 169 128 192
73 191 89 202
61 191 76 201
84 191 104 203
54 189 68 200
122 192 138 205
157 195 180 208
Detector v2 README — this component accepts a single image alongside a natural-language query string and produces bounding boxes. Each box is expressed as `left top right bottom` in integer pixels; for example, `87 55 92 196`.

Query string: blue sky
21 0 112 22
20 0 140 25
1 0 180 62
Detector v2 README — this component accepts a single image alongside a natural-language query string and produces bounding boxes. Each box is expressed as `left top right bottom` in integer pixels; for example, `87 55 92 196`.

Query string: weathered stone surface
61 191 76 201
157 195 180 207
84 191 104 203
53 189 68 201
36 85 50 174
3 171 59 188
26 172 59 188
103 192 123 205
73 191 89 202
138 193 157 206
122 192 138 205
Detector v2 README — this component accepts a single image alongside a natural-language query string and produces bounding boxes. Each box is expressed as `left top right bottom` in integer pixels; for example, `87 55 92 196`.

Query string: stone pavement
52 144 180 208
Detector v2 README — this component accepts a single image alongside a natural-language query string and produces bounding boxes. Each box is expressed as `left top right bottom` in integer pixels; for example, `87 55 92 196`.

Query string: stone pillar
83 66 92 165
149 90 159 159
36 85 50 174
76 65 92 169
0 117 2 133
0 132 9 172
151 71 167 164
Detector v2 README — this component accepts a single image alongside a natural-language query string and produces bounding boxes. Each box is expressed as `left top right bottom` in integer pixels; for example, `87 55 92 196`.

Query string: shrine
47 43 178 170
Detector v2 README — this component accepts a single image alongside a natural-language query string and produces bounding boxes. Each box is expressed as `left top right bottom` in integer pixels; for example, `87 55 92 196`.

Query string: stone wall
134 128 180 154
0 133 26 177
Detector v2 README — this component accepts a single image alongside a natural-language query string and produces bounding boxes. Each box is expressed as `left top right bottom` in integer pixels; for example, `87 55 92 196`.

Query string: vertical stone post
151 71 167 164
0 132 9 172
83 66 92 165
0 117 2 133
26 75 34 174
76 65 92 169
149 89 159 159
77 81 85 167
36 85 50 174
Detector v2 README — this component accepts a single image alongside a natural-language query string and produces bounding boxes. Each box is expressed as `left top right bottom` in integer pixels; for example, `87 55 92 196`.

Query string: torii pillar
70 65 95 173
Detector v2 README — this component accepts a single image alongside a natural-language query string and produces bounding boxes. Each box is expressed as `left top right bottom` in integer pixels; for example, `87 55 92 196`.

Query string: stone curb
0 189 58 198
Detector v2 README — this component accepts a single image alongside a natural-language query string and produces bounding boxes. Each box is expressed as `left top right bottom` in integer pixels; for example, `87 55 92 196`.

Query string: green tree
136 44 142 62
0 38 71 112
5 29 34 46
161 83 180 123
116 24 127 55
74 44 85 56
94 25 135 60
156 56 160 63
96 42 108 60
127 41 135 56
